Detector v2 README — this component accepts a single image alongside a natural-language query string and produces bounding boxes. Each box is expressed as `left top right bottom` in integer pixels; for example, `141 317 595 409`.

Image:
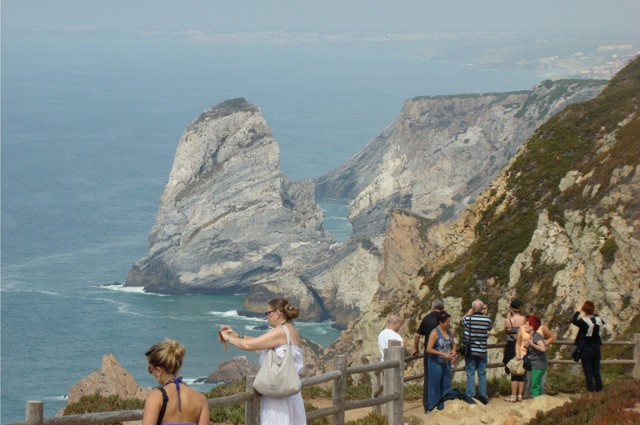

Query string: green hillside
420 55 640 322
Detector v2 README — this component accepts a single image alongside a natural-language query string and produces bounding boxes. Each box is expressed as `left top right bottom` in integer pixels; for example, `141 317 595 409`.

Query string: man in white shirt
378 315 404 360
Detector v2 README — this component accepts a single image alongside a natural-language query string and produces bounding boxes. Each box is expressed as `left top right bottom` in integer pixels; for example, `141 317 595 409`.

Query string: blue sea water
0 29 550 422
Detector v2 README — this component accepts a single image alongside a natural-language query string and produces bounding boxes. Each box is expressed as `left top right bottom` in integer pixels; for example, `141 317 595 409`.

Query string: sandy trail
309 393 573 424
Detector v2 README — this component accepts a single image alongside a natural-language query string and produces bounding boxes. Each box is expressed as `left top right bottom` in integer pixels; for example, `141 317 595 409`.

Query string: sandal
504 395 516 402
516 395 523 402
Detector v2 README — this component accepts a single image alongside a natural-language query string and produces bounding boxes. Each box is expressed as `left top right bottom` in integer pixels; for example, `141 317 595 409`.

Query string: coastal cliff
126 79 609 325
323 56 640 373
302 79 606 324
316 80 606 238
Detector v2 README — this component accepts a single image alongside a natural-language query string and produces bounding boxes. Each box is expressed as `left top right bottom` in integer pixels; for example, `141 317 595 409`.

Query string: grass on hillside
527 379 640 425
418 55 640 329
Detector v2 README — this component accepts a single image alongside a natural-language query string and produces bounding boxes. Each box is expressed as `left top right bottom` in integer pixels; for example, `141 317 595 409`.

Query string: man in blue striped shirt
460 299 493 404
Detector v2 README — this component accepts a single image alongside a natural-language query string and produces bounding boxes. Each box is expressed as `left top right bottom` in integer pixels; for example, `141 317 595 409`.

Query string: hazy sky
3 0 639 34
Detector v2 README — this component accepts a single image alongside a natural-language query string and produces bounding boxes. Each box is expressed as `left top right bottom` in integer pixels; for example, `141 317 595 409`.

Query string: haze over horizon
3 0 639 34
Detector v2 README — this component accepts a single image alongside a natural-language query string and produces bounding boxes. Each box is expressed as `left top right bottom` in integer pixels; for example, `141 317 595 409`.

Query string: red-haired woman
572 301 604 392
525 315 547 398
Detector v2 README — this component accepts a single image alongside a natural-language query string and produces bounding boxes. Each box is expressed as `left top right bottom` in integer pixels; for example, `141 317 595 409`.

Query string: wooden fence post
382 342 394 417
331 355 347 425
25 401 43 425
372 369 382 416
633 333 640 380
245 375 258 425
388 345 405 425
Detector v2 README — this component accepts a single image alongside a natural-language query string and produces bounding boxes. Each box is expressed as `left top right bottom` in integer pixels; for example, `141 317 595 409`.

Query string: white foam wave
0 285 62 297
43 395 68 401
182 377 211 386
296 320 336 328
99 284 166 295
206 310 263 323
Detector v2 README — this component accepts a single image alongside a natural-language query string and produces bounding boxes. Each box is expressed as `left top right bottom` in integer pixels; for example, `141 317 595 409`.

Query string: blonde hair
145 339 185 374
270 298 300 321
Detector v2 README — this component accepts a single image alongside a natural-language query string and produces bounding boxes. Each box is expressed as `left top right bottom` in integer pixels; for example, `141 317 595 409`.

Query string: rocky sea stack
126 98 334 318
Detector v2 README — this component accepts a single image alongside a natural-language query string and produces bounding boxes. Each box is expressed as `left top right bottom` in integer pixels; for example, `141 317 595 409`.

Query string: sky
2 0 640 34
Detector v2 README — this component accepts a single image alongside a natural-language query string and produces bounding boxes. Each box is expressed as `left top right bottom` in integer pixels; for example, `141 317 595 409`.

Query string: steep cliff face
316 81 606 238
325 57 640 370
126 99 334 302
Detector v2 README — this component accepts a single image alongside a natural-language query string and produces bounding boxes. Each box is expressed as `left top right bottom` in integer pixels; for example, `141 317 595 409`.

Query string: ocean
2 28 559 422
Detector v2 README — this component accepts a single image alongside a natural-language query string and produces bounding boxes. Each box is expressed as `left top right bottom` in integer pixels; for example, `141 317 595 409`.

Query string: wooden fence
8 334 640 425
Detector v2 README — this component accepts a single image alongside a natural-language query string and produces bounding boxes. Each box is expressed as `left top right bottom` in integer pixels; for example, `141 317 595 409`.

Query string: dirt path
309 393 573 424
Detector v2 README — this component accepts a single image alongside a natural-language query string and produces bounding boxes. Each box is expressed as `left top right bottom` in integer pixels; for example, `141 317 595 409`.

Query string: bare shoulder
283 323 302 346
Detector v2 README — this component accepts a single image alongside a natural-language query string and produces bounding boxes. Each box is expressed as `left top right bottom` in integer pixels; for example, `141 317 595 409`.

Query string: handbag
253 325 301 398
457 339 470 356
572 344 582 362
506 357 526 376
523 354 532 371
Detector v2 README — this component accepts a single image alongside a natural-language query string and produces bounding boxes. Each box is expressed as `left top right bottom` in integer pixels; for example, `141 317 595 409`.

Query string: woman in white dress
219 298 305 425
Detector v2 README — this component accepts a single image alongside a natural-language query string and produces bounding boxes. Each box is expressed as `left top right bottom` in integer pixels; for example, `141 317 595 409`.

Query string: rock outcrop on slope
202 356 260 384
126 99 335 318
316 80 606 239
323 56 640 374
66 354 150 404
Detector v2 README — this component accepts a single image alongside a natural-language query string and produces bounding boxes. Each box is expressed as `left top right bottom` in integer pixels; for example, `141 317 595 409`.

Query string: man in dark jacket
413 298 445 412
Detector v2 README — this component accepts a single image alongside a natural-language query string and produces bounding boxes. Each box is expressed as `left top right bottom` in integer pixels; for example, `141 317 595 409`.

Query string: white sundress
258 342 306 425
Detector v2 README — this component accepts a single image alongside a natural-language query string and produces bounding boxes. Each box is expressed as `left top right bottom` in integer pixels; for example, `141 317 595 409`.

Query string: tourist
413 298 446 412
426 312 457 412
503 299 526 402
219 298 306 424
378 315 404 361
515 320 532 401
460 299 492 404
525 315 547 398
142 339 210 425
522 316 555 398
572 300 605 392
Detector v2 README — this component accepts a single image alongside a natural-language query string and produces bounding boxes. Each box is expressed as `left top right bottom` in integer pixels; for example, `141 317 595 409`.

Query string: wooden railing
404 334 640 382
8 334 640 425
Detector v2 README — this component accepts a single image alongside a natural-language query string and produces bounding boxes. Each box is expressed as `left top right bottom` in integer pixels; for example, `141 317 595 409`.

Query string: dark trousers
580 344 603 392
422 356 429 411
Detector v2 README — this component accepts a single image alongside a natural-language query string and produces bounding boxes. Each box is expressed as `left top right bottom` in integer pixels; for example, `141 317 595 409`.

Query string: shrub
205 381 245 398
209 403 245 425
527 379 640 425
63 394 145 425
545 366 588 395
346 412 388 424
487 375 512 397
306 400 340 425
600 237 618 264
63 393 145 414
302 385 333 399
404 383 423 401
